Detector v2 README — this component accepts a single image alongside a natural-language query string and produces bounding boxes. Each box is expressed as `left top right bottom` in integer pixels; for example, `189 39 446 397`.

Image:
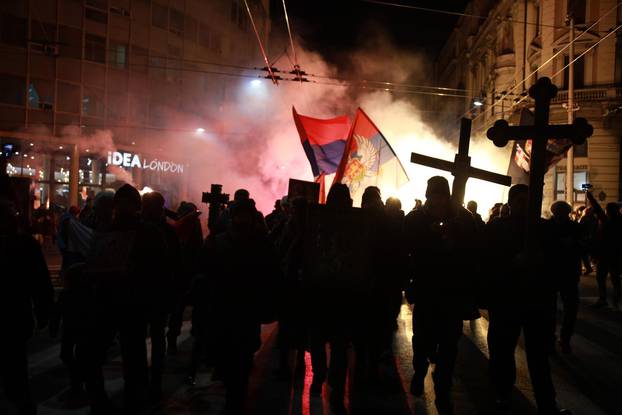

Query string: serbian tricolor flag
293 107 351 201
333 108 409 205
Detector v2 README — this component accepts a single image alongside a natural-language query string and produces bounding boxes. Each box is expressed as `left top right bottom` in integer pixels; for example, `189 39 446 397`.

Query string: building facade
0 0 270 211
435 0 622 210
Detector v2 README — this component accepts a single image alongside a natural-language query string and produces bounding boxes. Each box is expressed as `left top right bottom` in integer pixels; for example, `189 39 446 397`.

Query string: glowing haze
179 46 511 217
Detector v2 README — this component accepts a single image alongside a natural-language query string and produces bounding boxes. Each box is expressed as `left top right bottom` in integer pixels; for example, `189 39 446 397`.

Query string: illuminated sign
107 151 184 174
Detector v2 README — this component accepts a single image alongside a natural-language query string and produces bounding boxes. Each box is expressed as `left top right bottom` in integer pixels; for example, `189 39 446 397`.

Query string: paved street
2 273 621 415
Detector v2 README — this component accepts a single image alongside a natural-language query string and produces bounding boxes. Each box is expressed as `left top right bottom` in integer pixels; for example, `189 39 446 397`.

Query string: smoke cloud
177 44 511 217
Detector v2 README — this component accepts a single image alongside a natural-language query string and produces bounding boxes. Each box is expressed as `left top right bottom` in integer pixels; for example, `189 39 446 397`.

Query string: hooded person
404 176 478 413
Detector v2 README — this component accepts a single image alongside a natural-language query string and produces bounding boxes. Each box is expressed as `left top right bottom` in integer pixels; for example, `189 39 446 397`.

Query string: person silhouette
587 191 622 309
404 176 478 413
484 184 571 415
0 176 55 415
548 201 583 353
86 184 168 413
198 198 281 415
141 191 179 401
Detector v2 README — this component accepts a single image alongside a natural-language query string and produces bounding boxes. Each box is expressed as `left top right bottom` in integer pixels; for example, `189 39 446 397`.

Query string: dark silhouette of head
425 176 451 214
550 201 572 222
606 202 621 219
234 188 250 202
326 183 352 209
361 186 383 210
230 198 257 235
0 176 17 234
273 199 282 212
177 201 198 217
466 200 478 214
386 196 402 212
93 190 114 227
142 191 165 222
113 184 141 220
508 184 528 217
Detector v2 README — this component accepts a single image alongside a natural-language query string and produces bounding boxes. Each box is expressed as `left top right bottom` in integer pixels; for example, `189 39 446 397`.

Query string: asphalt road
1 273 621 415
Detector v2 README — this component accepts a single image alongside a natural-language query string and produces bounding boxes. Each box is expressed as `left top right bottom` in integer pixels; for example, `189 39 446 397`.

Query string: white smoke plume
176 45 511 217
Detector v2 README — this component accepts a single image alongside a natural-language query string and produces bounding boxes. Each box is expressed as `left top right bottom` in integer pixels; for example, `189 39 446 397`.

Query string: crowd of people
1 172 621 415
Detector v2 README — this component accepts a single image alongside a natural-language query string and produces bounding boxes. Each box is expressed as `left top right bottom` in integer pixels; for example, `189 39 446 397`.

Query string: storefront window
53 153 71 183
79 156 105 185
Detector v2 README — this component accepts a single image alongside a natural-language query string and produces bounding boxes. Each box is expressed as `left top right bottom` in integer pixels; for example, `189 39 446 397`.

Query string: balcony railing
551 86 622 103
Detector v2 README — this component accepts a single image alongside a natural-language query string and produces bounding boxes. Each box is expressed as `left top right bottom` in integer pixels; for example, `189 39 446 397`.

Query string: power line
361 0 610 30
243 0 279 84
6 41 484 94
459 1 622 126
473 24 622 135
280 0 303 83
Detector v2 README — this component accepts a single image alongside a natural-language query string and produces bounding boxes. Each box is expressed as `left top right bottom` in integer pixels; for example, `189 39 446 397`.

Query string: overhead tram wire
456 1 622 126
360 0 611 31
242 0 279 84
485 22 622 129
4 43 474 96
4 41 480 94
471 23 622 135
281 0 304 83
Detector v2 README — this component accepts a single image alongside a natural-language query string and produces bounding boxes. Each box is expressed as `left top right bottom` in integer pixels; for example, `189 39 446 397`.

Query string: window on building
152 3 168 29
131 45 148 73
563 55 585 89
30 21 57 45
555 170 588 202
185 16 197 42
85 7 108 24
0 13 27 47
0 74 26 106
109 41 128 69
85 34 106 63
59 25 82 59
170 9 184 36
57 82 81 113
82 86 105 117
567 0 586 25
28 79 54 110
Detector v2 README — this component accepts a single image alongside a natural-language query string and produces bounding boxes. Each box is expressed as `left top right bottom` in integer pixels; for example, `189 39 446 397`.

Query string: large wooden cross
486 77 593 245
410 117 512 205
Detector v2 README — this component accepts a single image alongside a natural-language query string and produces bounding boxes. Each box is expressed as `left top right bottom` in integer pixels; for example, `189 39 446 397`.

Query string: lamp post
566 15 575 206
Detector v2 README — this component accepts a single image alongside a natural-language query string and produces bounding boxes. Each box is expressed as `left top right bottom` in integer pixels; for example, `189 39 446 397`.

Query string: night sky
271 0 471 67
